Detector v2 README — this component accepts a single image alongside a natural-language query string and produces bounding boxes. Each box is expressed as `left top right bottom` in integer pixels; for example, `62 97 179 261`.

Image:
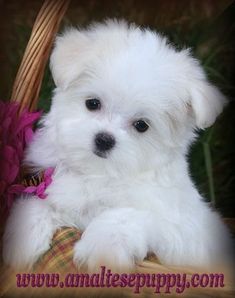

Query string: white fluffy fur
3 20 232 271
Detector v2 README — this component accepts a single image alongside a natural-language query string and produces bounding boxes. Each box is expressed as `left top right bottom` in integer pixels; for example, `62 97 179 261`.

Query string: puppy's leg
73 208 152 271
148 210 233 270
3 197 57 270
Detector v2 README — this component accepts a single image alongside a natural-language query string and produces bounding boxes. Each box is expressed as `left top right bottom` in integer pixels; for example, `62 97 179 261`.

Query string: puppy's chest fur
45 170 192 230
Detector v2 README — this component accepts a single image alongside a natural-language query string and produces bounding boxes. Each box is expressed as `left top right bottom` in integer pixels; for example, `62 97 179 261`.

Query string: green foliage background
1 0 234 216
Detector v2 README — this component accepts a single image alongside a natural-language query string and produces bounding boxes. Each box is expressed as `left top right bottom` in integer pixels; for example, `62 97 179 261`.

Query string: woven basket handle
10 0 70 113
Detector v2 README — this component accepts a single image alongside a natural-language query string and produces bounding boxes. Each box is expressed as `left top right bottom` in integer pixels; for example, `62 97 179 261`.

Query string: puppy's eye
85 98 101 111
133 119 149 133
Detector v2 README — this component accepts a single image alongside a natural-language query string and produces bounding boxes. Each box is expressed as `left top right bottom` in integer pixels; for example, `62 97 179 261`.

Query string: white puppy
3 20 232 271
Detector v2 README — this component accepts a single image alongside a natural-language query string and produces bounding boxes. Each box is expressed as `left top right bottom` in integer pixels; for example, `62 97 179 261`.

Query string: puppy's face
29 21 226 175
52 57 193 175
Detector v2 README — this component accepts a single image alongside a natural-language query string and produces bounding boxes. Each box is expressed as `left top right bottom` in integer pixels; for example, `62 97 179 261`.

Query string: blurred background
0 0 234 217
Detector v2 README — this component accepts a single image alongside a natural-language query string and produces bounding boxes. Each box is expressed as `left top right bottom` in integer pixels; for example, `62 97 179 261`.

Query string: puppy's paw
73 237 134 272
3 198 55 270
3 232 51 270
73 208 150 272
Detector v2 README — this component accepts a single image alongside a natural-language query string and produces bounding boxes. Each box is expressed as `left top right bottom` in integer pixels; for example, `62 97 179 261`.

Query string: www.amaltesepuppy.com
16 266 225 294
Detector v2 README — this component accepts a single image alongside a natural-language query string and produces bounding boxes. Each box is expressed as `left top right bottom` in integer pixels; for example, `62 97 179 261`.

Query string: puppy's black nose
95 132 115 152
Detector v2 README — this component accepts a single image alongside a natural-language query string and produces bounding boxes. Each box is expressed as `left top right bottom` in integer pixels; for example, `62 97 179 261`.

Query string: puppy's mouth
93 150 107 159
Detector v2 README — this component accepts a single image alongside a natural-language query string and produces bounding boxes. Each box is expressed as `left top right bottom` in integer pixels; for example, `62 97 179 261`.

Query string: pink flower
0 101 41 212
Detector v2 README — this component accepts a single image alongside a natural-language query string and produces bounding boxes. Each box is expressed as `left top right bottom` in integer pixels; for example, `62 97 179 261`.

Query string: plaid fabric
33 227 82 272
33 227 161 273
21 170 44 187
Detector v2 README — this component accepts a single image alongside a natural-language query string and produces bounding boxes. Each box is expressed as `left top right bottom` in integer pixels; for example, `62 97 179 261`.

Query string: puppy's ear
50 28 90 89
190 79 227 129
24 113 58 169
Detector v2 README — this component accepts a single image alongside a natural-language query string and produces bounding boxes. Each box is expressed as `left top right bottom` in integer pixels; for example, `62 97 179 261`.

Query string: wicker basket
10 0 69 112
1 1 234 297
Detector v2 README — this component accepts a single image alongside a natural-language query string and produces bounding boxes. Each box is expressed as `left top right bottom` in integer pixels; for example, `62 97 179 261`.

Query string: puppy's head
26 20 226 175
